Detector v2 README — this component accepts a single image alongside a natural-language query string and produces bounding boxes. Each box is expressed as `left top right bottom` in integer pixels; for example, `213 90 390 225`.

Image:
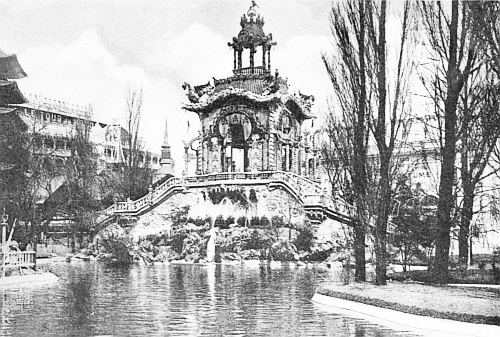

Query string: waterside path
313 282 500 337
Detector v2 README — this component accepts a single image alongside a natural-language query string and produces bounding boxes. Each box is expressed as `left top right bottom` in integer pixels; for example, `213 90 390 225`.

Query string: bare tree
418 1 499 280
323 0 415 284
322 0 370 282
457 75 500 265
368 0 416 285
122 86 153 200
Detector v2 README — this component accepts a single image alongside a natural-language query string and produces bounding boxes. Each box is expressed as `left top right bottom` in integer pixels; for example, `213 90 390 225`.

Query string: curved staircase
97 171 355 226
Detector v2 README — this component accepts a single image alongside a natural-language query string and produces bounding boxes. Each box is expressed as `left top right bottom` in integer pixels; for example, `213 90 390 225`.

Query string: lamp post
1 210 8 278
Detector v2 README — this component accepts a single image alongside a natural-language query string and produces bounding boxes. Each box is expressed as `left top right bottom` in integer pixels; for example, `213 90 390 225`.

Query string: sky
0 0 336 173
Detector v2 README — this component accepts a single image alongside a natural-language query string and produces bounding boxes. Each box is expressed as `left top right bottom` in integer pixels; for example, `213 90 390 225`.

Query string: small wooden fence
1 251 36 276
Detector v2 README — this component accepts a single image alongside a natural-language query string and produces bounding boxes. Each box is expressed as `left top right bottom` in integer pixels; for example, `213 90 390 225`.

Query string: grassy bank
317 282 500 326
389 268 500 285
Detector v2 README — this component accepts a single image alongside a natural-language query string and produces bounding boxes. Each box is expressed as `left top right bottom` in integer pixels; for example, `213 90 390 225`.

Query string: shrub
168 232 187 254
249 217 260 228
493 246 500 263
492 263 500 285
187 217 206 227
260 216 271 227
214 215 226 228
237 216 247 227
244 229 265 250
271 216 284 228
249 189 258 203
100 236 134 264
170 205 190 225
226 216 235 227
293 227 314 252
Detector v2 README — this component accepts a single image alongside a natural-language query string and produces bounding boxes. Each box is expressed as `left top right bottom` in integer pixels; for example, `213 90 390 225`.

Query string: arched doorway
229 123 248 172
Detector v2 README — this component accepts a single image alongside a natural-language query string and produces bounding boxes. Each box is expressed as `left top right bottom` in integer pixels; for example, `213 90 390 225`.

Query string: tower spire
159 117 174 176
162 116 170 147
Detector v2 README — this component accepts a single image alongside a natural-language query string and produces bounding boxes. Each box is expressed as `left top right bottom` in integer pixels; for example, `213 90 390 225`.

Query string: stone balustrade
98 171 354 225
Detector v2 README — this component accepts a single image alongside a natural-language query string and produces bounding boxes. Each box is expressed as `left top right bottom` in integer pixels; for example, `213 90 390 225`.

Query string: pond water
0 262 422 337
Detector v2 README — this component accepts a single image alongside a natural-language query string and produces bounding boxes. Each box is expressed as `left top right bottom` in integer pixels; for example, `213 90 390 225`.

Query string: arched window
281 115 291 134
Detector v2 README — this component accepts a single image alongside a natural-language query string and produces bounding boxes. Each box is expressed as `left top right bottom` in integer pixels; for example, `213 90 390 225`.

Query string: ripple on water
0 263 424 337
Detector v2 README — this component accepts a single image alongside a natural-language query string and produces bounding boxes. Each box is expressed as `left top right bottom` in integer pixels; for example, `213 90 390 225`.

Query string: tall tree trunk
353 0 368 282
459 94 472 266
375 158 390 284
459 189 474 264
433 0 463 283
373 0 388 285
353 208 366 282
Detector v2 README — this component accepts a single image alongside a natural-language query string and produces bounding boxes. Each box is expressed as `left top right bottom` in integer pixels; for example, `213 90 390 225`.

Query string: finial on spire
248 1 259 19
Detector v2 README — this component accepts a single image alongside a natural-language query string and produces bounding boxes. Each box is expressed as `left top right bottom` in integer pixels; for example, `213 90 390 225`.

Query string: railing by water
1 251 36 276
98 171 355 224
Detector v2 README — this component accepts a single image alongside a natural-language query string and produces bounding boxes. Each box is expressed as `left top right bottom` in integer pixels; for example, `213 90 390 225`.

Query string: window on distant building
34 137 42 149
56 140 65 150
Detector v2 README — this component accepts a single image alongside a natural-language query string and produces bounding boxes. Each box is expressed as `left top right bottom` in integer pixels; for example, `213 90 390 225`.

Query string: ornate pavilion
101 3 352 229
181 3 320 180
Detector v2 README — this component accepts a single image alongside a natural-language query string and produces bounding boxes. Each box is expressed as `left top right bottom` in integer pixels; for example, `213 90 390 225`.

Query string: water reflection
0 263 421 337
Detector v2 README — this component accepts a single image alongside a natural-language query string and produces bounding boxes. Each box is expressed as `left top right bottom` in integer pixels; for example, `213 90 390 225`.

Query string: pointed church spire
159 117 174 176
162 116 170 148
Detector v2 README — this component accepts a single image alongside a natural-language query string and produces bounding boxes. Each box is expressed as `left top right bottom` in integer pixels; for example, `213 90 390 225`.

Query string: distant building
0 49 166 253
0 50 162 207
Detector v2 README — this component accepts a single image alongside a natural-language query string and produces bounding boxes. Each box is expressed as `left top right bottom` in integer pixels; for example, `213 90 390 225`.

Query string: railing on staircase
98 171 355 224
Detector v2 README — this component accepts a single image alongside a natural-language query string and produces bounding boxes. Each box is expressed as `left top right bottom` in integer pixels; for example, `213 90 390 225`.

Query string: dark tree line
322 0 500 284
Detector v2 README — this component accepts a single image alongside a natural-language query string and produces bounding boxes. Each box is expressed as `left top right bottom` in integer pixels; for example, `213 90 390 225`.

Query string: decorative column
263 134 269 171
297 123 303 175
196 148 201 175
292 145 298 174
233 48 237 71
211 137 221 173
238 50 242 69
262 45 266 68
304 148 309 178
224 134 232 172
203 141 209 174
298 144 302 176
256 140 263 171
276 142 282 171
268 110 276 170
249 135 261 172
183 146 189 176
1 211 8 278
267 46 271 72
250 47 255 71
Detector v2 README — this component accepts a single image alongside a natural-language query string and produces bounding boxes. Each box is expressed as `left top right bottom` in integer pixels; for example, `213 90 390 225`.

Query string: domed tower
228 1 276 75
182 1 316 177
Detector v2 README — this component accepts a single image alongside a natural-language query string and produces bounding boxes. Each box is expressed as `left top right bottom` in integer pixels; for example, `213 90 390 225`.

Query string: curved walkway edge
311 292 500 337
0 272 59 287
